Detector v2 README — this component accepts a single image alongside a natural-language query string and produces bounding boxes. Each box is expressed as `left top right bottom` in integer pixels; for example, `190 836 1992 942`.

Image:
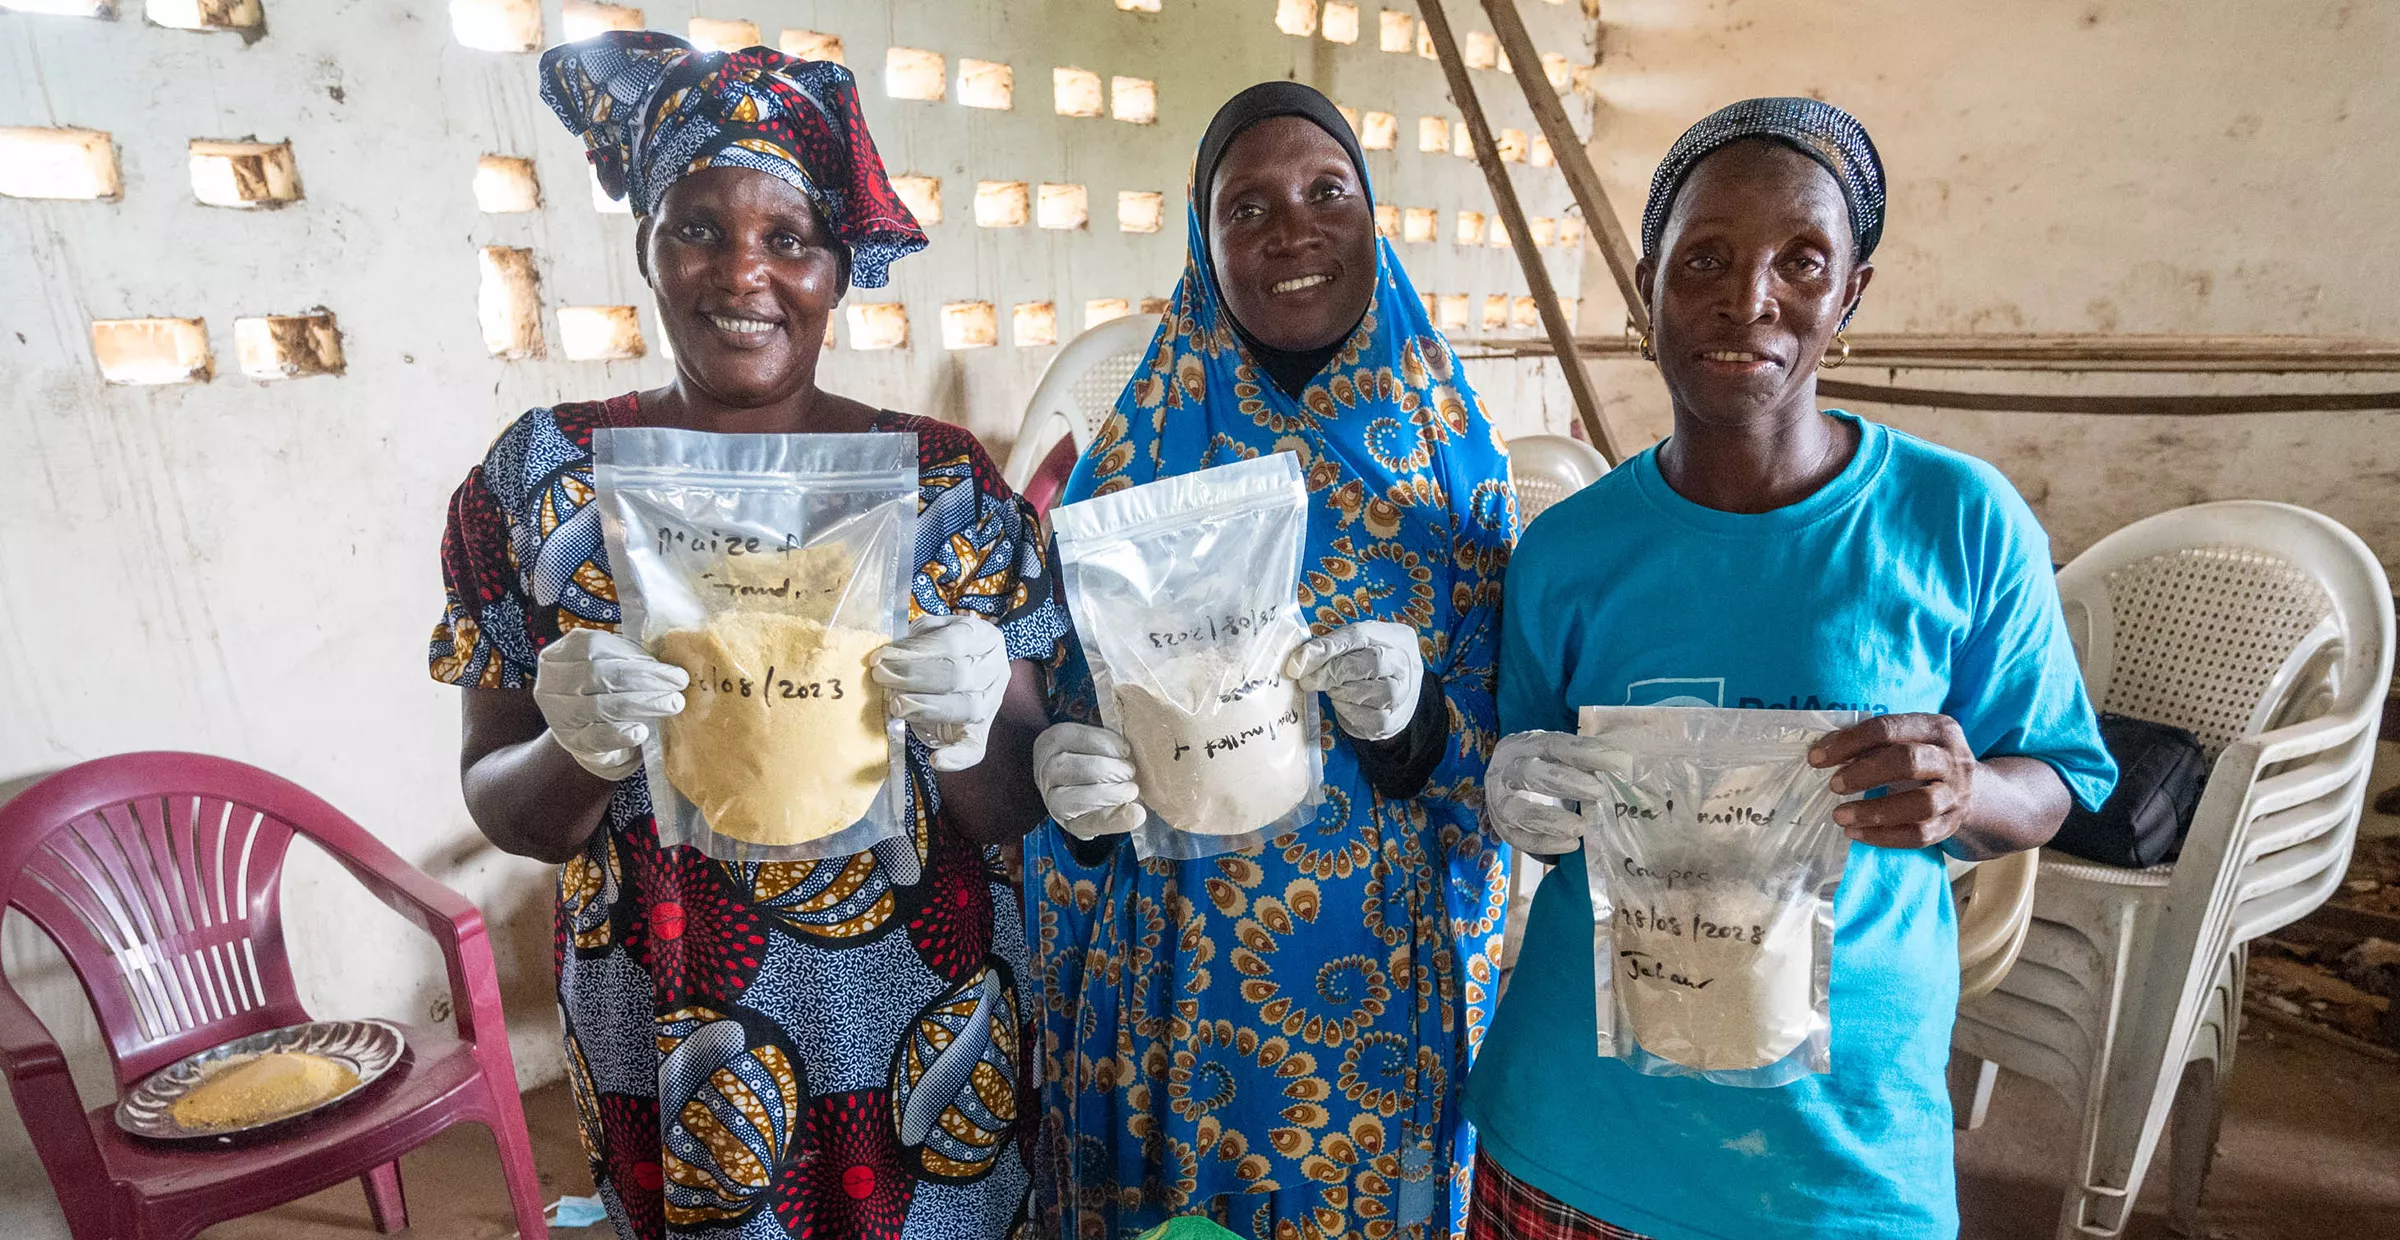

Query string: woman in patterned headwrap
1023 82 1518 1240
1464 98 2114 1240
430 32 1065 1240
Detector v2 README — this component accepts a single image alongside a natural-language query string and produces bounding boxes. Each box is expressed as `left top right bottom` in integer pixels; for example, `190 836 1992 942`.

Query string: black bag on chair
2046 713 2208 869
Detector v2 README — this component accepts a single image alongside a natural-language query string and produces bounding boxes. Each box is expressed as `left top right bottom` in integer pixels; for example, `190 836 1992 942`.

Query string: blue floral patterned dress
432 393 1067 1240
1025 202 1519 1240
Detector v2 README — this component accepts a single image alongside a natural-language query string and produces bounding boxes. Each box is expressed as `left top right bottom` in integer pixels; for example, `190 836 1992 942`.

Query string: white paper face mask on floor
1577 706 1863 1088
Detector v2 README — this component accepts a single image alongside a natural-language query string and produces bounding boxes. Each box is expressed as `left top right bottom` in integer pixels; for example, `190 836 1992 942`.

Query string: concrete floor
187 1021 2400 1240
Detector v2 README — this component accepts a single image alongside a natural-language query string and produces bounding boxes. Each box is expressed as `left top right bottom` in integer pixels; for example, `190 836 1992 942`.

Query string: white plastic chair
1950 501 2393 1239
1493 435 1609 989
1000 313 1163 496
1953 848 2040 1003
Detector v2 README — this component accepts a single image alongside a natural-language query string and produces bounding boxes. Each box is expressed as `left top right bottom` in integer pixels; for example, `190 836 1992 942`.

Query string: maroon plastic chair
0 752 550 1240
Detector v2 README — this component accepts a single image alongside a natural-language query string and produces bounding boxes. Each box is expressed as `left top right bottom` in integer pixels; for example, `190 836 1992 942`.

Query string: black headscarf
1191 81 1373 398
1639 96 1885 266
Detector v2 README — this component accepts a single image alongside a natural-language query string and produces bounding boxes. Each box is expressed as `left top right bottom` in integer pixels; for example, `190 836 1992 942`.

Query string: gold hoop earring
1822 331 1850 369
1638 329 1656 362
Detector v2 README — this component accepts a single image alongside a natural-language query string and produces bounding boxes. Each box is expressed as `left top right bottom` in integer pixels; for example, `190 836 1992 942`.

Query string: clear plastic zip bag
595 428 918 863
1577 706 1864 1087
1052 453 1324 861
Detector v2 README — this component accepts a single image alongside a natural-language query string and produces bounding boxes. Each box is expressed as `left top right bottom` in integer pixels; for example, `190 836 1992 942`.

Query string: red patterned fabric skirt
1467 1151 1656 1240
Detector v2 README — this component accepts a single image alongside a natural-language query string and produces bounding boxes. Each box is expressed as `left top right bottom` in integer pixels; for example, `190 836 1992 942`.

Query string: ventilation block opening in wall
1556 216 1584 248
1054 67 1103 117
959 59 1013 110
975 180 1028 228
1531 135 1555 167
1374 203 1398 239
1452 122 1473 158
91 318 210 385
1417 23 1437 59
451 0 540 53
146 0 262 30
1556 297 1579 329
1418 116 1448 154
848 303 909 350
892 174 941 225
941 302 997 350
1112 76 1157 125
1379 10 1413 52
1084 299 1132 329
1361 111 1397 151
887 48 946 101
235 311 344 379
1455 211 1485 246
1542 52 1574 89
1118 190 1163 234
1336 105 1361 136
474 155 540 213
1139 297 1170 316
1511 296 1540 330
189 140 300 208
1322 1 1358 43
559 306 644 361
1497 129 1528 163
1530 216 1555 247
1012 302 1057 346
1273 0 1315 38
1114 0 1160 12
1403 208 1436 244
1437 294 1469 333
780 28 842 64
1038 183 1088 230
477 246 543 360
561 1 642 41
1482 295 1508 332
1490 217 1514 248
0 127 119 200
687 18 760 52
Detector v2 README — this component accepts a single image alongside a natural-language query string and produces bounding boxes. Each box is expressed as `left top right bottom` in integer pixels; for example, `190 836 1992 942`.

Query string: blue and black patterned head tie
1639 97 1885 266
539 30 926 288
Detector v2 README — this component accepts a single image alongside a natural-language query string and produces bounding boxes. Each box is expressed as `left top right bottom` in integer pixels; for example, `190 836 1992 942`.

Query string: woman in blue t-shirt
1461 99 2117 1240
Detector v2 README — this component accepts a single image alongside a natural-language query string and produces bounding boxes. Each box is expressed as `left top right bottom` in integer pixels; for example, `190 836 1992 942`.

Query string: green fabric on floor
1137 1219 1245 1240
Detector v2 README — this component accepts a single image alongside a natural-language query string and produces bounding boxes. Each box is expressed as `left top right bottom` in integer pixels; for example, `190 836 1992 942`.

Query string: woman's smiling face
641 166 847 410
1638 139 1873 429
1207 116 1378 353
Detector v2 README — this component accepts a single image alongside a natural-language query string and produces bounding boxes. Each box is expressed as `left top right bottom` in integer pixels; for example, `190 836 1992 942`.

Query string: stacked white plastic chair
1001 313 1163 497
1495 434 1609 988
1951 501 2393 1238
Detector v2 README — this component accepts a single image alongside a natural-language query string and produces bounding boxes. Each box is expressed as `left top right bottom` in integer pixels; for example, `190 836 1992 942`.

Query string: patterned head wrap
1639 97 1885 265
539 31 926 288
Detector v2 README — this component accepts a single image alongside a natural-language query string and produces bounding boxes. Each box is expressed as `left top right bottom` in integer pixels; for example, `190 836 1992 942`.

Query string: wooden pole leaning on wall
1417 0 1625 464
1481 0 1648 339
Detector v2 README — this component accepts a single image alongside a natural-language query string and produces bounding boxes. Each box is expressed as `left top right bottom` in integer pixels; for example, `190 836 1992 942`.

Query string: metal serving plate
114 1019 405 1141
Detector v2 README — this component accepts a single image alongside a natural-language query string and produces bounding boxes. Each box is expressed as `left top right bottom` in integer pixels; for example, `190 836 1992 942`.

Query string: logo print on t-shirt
1625 677 1724 708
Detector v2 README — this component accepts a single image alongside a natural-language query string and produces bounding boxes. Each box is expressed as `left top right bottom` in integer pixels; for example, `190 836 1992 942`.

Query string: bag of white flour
595 428 917 863
1577 706 1863 1087
1052 453 1323 861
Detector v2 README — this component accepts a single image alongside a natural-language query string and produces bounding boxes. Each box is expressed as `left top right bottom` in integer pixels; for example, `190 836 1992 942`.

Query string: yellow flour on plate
171 1051 360 1130
655 612 892 846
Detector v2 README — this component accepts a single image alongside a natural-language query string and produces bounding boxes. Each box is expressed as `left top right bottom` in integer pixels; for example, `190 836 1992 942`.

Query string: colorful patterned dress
1024 205 1519 1240
431 394 1067 1240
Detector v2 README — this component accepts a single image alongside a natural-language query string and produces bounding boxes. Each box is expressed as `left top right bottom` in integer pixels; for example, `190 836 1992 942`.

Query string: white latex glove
870 614 1011 773
1284 620 1424 742
1485 730 1617 856
533 629 689 781
1032 723 1144 840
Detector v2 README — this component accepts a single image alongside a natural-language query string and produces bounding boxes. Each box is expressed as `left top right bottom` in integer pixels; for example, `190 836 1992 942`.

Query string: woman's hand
1810 713 2070 858
533 629 689 781
872 615 1010 772
1485 730 1615 857
1032 723 1144 840
1285 620 1423 742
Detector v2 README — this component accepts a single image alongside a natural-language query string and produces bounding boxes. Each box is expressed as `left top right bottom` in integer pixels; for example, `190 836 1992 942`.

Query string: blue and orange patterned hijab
539 31 926 287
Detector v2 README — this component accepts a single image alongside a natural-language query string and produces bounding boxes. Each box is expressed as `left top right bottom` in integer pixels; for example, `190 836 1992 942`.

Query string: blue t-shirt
1462 414 2115 1240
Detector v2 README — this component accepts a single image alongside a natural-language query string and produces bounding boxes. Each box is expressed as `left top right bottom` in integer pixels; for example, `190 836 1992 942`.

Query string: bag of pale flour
1577 706 1864 1087
1052 453 1323 861
595 428 917 863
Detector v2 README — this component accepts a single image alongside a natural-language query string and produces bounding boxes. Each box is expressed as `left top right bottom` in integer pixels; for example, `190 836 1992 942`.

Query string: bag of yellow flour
595 429 917 862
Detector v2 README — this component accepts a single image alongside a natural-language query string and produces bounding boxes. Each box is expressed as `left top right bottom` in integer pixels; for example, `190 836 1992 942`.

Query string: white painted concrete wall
1569 0 2400 570
0 2 1596 1231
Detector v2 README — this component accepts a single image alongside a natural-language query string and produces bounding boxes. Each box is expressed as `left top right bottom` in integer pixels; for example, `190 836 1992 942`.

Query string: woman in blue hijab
1023 82 1519 1239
